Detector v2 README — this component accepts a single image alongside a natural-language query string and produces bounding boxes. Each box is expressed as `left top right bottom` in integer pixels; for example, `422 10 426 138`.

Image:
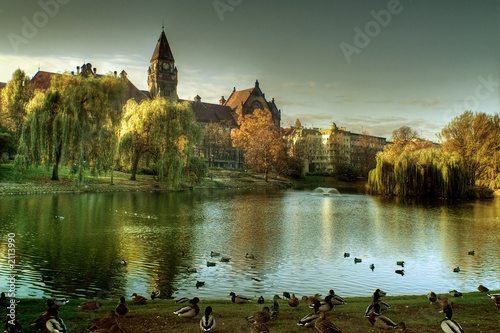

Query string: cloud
402 98 439 106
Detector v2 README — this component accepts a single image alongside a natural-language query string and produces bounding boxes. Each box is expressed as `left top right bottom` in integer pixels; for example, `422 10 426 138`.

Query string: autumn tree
438 111 500 187
392 126 418 142
231 109 285 181
16 73 126 181
118 98 203 188
0 69 33 144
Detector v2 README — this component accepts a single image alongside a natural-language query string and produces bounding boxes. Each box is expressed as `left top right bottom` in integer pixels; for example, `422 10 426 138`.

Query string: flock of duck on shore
2 283 499 333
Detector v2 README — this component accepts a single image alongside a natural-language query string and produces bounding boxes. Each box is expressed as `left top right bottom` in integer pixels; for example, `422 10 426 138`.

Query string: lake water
0 188 499 301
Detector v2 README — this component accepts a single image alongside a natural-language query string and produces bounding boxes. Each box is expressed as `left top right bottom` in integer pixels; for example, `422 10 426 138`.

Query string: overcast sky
1 0 499 141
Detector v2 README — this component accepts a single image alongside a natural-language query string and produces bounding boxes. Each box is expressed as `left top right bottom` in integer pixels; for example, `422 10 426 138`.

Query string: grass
6 291 499 332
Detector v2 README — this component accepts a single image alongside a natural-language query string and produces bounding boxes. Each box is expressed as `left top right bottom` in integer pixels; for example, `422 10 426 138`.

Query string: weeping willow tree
368 145 469 198
118 97 202 189
15 73 126 181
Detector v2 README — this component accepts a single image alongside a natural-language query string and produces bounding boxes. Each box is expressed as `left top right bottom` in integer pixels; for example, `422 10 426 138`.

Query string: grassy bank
6 291 499 332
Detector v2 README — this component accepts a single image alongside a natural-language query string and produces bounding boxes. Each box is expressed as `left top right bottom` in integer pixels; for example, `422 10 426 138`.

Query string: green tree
231 109 285 181
118 98 202 188
16 73 126 181
438 111 500 187
0 69 33 144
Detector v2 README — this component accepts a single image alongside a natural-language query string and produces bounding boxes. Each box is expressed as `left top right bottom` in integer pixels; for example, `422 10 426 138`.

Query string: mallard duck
302 293 322 306
343 252 350 258
187 266 198 273
175 297 190 303
370 263 375 271
257 296 265 304
270 295 280 319
453 267 460 273
428 291 437 304
250 321 270 333
53 298 69 306
467 250 475 255
79 299 102 312
210 251 220 257
327 289 347 307
487 294 500 307
247 306 271 323
314 307 342 333
309 295 334 313
354 257 362 263
373 289 387 298
364 300 391 317
115 296 129 317
438 296 453 309
245 253 255 259
206 261 216 267
395 269 405 275
449 290 462 297
200 306 216 332
120 259 127 265
88 310 118 331
173 297 200 319
196 281 205 289
396 260 405 267
288 293 299 308
441 306 464 333
45 308 67 333
478 285 489 293
220 256 231 262
297 312 319 327
367 303 399 333
229 292 251 304
282 291 291 299
150 290 161 299
131 293 147 305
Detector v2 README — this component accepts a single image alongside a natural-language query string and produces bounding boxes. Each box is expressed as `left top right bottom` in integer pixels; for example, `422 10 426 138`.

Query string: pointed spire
151 29 174 62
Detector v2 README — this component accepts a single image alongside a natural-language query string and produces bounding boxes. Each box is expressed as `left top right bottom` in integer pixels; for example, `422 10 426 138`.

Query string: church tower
148 27 178 102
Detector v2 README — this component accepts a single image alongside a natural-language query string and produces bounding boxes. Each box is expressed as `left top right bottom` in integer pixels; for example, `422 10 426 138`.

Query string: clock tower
148 27 178 102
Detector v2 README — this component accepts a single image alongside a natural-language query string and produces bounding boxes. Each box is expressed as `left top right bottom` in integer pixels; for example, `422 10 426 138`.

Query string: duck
440 306 464 333
53 298 70 306
210 251 220 257
88 310 118 331
313 304 343 333
428 291 437 304
200 306 216 332
449 290 462 297
220 256 231 262
467 250 475 255
453 267 460 273
438 296 453 309
131 293 147 305
270 295 280 319
229 292 251 304
288 293 300 308
487 294 500 307
309 295 334 313
173 297 200 319
395 269 405 275
45 307 67 333
364 300 391 317
175 297 191 303
396 260 405 267
1 292 10 308
343 252 350 258
249 321 270 333
257 296 265 304
370 263 375 271
367 303 399 333
354 257 362 263
187 266 198 273
196 281 205 289
150 290 161 300
478 284 489 293
373 289 387 298
245 253 255 259
302 293 322 306
327 289 347 307
79 299 102 312
247 306 271 324
115 296 129 317
297 311 319 328
120 259 127 265
206 261 216 267
282 291 291 300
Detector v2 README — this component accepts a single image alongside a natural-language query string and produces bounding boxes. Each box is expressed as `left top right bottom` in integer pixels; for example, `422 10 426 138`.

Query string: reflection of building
283 121 387 173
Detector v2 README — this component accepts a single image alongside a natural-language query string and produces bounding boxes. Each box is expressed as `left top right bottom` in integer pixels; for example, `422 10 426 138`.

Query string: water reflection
0 190 499 299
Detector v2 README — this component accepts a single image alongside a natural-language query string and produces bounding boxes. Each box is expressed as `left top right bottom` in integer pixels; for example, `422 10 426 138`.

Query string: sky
0 0 499 141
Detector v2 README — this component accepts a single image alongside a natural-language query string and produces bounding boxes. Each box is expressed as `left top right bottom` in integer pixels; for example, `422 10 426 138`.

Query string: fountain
312 187 340 195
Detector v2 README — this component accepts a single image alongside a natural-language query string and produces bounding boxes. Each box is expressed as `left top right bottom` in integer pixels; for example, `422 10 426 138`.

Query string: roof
224 88 253 110
180 99 237 126
151 30 174 62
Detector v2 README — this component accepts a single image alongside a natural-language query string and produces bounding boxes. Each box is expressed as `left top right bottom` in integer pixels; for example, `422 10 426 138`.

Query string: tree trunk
265 168 268 182
130 151 140 181
51 143 62 181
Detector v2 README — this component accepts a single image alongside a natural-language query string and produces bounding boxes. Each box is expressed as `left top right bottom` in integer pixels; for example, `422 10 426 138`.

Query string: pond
0 188 499 301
